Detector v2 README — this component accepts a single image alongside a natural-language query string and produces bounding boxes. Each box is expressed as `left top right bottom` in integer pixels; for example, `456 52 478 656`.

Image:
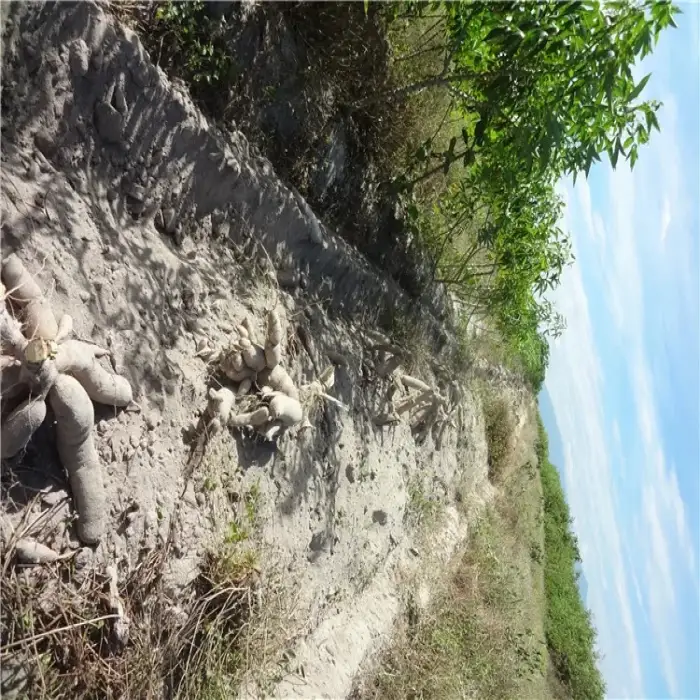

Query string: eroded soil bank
0 3 530 697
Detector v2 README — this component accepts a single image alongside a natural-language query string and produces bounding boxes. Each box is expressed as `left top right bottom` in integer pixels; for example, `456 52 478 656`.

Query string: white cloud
660 195 672 246
545 20 698 698
606 164 643 337
548 142 697 700
546 244 644 698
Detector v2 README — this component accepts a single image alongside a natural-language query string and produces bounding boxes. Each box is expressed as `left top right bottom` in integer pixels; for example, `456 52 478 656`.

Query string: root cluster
368 332 462 446
1 253 134 544
197 308 342 442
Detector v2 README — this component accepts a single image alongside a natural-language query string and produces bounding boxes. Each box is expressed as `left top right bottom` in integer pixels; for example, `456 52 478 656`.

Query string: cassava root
1 254 134 545
49 374 105 545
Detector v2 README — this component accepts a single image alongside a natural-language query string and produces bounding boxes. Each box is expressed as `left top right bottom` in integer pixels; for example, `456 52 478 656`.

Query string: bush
483 394 514 482
537 415 606 700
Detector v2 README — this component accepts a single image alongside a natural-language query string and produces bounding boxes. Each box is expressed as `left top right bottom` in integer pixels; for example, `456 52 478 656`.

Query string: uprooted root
198 307 344 441
368 332 461 445
1 252 134 544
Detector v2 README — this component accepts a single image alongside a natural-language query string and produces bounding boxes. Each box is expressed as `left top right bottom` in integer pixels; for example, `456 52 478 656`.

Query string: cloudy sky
541 4 699 699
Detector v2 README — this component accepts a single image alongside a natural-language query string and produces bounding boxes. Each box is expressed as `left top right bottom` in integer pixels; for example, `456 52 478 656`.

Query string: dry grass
0 533 287 700
355 397 547 700
482 392 516 483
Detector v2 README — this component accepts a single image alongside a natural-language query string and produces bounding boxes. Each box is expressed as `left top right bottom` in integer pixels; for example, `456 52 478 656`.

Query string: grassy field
358 387 603 700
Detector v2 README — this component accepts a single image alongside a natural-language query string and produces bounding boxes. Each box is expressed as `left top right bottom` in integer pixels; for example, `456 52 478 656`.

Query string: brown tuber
264 343 282 369
229 406 270 427
49 374 106 545
268 393 303 426
204 387 235 434
240 337 266 372
266 310 282 347
55 340 132 406
14 538 64 564
1 254 58 341
258 365 299 401
1 396 47 458
1 256 135 546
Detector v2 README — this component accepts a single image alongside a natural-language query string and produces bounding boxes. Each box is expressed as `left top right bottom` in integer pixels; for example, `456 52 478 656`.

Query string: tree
369 0 680 182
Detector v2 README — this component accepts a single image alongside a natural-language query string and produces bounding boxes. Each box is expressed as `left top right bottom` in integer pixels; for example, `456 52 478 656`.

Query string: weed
482 392 514 483
244 480 261 526
359 501 545 700
405 479 441 528
536 414 605 699
152 1 233 91
225 520 249 545
530 542 544 566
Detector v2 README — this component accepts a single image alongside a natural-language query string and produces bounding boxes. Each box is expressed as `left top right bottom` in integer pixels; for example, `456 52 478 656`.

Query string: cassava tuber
1 396 47 458
240 338 266 372
237 378 253 396
1 254 58 340
266 310 282 347
264 343 281 369
258 365 299 401
1 356 24 403
204 387 235 434
55 340 132 406
400 375 432 394
55 314 73 344
14 538 64 564
49 374 105 545
229 406 270 427
268 393 303 426
220 349 255 383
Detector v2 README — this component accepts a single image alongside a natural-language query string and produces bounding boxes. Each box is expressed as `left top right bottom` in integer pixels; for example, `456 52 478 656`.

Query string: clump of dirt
0 2 501 698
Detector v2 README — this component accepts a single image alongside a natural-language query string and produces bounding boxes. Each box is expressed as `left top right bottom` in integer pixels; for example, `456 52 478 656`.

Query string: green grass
359 396 546 700
536 415 606 700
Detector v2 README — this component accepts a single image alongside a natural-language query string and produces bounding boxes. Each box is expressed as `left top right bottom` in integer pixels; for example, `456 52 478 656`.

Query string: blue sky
540 4 700 699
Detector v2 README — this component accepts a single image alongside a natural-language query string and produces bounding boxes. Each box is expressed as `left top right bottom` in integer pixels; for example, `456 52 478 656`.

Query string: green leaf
610 142 620 169
628 73 651 101
363 0 370 17
485 26 509 43
649 110 660 132
474 117 487 146
630 147 638 169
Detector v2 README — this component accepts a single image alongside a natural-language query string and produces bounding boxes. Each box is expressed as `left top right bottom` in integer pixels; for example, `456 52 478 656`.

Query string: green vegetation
123 5 676 696
406 478 443 528
537 415 605 700
380 0 679 388
482 391 514 481
360 403 604 700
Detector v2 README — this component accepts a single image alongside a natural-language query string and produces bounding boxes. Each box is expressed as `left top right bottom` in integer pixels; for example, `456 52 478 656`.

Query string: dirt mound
0 2 499 697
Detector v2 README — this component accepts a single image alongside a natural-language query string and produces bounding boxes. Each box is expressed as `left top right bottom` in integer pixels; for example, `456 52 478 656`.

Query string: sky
540 4 700 700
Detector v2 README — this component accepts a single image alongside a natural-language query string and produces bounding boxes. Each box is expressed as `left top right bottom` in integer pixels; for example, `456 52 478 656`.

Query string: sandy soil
0 3 516 697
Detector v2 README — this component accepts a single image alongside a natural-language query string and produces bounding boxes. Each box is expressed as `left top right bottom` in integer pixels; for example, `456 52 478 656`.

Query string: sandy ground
0 3 521 697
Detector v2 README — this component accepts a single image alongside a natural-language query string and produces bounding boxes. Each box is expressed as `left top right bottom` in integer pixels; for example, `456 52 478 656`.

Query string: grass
360 453 546 700
405 478 443 530
482 391 515 483
0 541 268 700
536 416 606 700
0 472 281 700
